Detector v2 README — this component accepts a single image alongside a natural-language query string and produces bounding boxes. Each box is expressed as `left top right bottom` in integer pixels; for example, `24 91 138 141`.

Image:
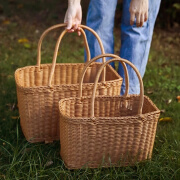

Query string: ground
0 0 180 179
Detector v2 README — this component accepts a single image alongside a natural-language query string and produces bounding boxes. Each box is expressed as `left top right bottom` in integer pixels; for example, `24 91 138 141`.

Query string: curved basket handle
36 23 107 85
80 24 107 82
36 23 106 67
37 24 66 68
91 57 144 117
37 25 90 69
78 53 129 98
48 28 90 86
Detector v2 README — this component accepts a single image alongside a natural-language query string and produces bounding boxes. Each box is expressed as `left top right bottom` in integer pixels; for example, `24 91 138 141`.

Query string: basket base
24 136 59 144
61 151 151 169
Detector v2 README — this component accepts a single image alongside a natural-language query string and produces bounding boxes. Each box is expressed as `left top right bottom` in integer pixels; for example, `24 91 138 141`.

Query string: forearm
64 0 82 32
68 0 81 7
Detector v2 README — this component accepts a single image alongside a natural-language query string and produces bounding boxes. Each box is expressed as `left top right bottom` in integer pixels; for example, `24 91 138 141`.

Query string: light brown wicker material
59 55 160 169
15 24 123 143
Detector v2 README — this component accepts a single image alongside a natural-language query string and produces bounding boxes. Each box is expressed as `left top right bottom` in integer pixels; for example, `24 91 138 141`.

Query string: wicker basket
15 24 123 143
59 55 160 169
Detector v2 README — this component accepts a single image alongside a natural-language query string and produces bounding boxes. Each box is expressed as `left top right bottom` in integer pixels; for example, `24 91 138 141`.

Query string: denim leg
85 0 118 66
119 0 161 95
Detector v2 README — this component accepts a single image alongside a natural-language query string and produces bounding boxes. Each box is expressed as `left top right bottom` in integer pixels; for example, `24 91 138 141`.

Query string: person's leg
85 0 118 66
119 0 161 94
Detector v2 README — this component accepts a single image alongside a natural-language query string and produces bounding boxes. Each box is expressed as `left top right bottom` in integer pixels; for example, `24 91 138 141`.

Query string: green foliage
173 3 180 10
157 1 180 28
0 0 179 179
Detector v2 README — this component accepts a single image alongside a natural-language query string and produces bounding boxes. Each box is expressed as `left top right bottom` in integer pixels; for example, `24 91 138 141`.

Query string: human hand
64 0 82 36
129 0 148 27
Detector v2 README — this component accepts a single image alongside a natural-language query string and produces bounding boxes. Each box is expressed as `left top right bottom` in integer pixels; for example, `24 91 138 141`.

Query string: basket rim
59 95 160 124
15 62 122 90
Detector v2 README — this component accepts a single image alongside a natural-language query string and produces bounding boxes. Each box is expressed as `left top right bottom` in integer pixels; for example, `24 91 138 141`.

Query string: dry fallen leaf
57 51 61 56
11 116 19 119
2 20 10 25
165 99 172 104
11 103 16 111
6 103 17 111
44 160 53 167
0 174 5 180
147 89 154 94
17 4 23 9
35 29 39 34
18 38 29 43
23 43 31 49
160 109 166 113
159 117 172 122
176 96 180 102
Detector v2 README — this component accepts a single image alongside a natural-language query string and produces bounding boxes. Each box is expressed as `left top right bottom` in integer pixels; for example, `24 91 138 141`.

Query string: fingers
64 21 81 36
129 0 148 27
72 24 81 36
64 18 74 33
130 12 148 27
140 14 144 27
136 13 141 27
65 21 76 33
73 24 78 31
67 23 81 36
130 12 135 25
67 29 75 33
73 24 81 36
138 12 148 27
77 27 81 36
64 12 73 30
144 12 148 22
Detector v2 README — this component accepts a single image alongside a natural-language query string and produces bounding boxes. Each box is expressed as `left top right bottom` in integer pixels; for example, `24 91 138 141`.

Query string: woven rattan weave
59 55 160 169
15 24 123 143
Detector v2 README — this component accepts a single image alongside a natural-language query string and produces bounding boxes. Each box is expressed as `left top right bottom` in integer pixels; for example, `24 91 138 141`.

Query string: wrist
68 0 81 7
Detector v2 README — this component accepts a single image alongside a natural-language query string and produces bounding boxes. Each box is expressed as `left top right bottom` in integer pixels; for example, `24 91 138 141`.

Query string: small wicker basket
15 24 123 143
59 55 160 169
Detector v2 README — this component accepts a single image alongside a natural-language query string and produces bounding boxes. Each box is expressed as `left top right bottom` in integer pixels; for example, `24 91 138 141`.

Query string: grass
0 0 180 179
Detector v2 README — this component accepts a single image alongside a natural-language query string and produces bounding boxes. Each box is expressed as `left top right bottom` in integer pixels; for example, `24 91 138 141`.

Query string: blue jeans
85 0 161 94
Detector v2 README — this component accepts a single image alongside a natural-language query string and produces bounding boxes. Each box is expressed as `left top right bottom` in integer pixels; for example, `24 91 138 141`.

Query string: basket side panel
15 63 122 143
59 97 160 169
59 116 159 169
17 87 29 139
15 63 122 87
16 87 66 143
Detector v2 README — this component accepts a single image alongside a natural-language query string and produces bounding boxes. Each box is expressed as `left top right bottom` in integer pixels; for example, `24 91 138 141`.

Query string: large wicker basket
15 24 123 143
59 55 160 169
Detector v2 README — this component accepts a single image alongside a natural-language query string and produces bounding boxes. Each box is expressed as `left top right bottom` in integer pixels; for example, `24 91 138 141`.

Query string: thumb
66 17 73 30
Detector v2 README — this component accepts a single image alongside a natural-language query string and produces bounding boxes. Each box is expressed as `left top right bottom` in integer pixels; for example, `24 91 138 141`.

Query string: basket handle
36 23 107 85
48 28 91 86
91 57 144 117
37 25 90 68
36 23 106 66
48 26 106 87
37 24 66 68
78 53 129 98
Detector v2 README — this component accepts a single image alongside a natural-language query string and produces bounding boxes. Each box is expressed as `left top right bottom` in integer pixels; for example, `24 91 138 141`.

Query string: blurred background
0 0 179 29
0 0 179 66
